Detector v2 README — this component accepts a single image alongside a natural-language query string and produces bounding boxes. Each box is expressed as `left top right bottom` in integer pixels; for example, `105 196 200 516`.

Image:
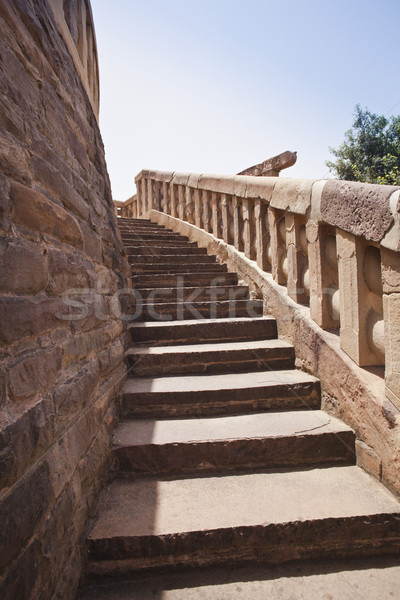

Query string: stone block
11 182 82 247
383 293 400 409
0 295 68 344
0 460 52 571
356 440 382 479
321 180 396 242
47 248 94 294
8 346 62 399
270 178 314 214
0 236 48 293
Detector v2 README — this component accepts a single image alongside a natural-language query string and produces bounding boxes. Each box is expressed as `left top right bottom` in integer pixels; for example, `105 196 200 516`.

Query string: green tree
326 105 400 185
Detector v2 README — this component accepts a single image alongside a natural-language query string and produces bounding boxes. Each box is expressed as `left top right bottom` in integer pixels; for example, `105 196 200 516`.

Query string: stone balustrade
114 194 138 218
128 170 400 409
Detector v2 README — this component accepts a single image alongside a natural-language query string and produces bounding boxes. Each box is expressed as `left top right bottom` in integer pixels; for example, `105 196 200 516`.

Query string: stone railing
114 194 138 218
132 169 400 410
47 0 99 118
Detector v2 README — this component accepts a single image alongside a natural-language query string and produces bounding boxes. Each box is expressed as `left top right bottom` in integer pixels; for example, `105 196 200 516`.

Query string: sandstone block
356 440 382 479
0 236 48 293
270 178 314 215
8 346 62 399
47 248 94 294
321 180 396 242
0 460 52 571
0 295 68 344
11 182 82 247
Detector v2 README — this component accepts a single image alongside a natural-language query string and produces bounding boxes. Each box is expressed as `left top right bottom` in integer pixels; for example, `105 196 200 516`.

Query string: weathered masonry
0 1 129 598
1 1 400 599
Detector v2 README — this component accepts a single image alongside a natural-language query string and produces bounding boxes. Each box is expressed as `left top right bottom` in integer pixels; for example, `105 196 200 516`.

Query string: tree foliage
326 105 400 185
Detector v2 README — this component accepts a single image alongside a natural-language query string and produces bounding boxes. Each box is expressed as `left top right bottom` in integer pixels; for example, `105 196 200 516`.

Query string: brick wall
0 1 130 598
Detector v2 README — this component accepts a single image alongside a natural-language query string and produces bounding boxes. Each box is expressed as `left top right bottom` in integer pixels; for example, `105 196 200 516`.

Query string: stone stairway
81 218 400 597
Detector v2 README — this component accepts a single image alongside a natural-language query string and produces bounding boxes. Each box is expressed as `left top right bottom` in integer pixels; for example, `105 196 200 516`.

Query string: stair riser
133 286 249 302
131 274 239 287
87 514 400 578
122 381 321 418
123 239 197 247
126 247 207 256
114 430 356 477
129 318 277 345
127 301 263 322
128 348 294 376
131 264 228 274
121 233 188 241
129 255 217 265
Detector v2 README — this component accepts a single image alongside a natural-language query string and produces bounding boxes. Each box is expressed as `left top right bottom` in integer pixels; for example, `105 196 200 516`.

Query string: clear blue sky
91 0 400 200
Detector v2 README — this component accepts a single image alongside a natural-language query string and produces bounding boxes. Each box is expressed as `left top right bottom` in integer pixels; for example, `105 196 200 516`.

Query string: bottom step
81 555 400 600
87 466 400 577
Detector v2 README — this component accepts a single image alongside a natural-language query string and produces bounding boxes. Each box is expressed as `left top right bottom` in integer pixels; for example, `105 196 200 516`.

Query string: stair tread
123 369 318 395
129 316 275 330
114 410 353 448
88 466 400 540
126 338 291 356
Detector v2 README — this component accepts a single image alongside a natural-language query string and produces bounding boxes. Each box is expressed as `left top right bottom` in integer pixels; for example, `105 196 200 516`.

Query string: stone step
119 224 167 231
122 237 197 247
126 245 208 256
113 410 356 477
78 556 400 600
122 369 321 417
86 465 400 578
132 285 250 303
131 263 229 274
131 299 264 322
118 218 154 224
121 232 189 241
131 272 239 288
129 254 218 265
126 338 292 376
128 316 277 345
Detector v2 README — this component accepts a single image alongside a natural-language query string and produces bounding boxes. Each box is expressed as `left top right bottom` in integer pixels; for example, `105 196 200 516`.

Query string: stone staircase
81 218 400 597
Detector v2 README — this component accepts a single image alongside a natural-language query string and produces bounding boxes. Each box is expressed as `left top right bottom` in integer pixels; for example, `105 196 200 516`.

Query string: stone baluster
221 194 233 245
242 199 253 259
178 185 185 221
307 222 340 329
211 192 221 238
146 177 154 213
336 231 384 366
194 188 201 228
381 246 400 409
185 186 194 224
153 180 161 211
202 190 211 233
170 183 177 217
233 196 244 252
255 198 269 271
268 207 287 285
285 214 308 303
161 181 168 213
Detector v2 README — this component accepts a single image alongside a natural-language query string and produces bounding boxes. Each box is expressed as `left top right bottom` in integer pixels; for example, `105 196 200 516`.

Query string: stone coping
133 170 400 250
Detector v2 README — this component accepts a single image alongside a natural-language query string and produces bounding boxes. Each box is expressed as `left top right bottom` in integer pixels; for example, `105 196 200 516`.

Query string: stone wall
0 1 130 598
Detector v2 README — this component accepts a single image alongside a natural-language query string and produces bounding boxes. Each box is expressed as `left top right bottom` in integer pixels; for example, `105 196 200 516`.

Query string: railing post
202 190 211 233
178 185 185 220
381 247 400 409
194 188 201 228
221 193 233 245
170 183 177 217
233 196 244 252
255 198 269 271
211 192 220 238
268 207 287 285
242 198 252 259
286 214 308 303
185 187 194 224
336 230 384 366
307 221 340 328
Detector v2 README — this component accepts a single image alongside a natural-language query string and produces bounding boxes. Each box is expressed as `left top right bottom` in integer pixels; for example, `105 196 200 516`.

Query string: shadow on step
81 555 400 599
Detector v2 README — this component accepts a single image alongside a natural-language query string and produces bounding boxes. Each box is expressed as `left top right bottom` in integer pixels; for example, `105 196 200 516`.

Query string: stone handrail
132 169 400 409
114 194 138 218
47 0 100 118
